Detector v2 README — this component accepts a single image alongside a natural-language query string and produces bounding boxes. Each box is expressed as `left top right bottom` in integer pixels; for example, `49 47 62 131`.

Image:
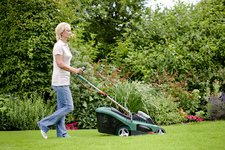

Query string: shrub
187 68 225 113
138 82 186 125
150 69 200 115
4 92 56 130
0 95 12 130
73 98 110 129
0 0 61 97
147 95 185 125
208 92 225 120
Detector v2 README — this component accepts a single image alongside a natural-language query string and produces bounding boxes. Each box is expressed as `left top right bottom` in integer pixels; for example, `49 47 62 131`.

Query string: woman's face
61 27 72 40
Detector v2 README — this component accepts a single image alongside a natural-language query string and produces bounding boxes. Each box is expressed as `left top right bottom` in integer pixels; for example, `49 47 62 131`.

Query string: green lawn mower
76 69 166 136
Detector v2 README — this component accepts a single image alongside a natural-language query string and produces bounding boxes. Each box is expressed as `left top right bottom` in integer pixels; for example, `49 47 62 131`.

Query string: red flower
66 122 79 130
185 115 203 122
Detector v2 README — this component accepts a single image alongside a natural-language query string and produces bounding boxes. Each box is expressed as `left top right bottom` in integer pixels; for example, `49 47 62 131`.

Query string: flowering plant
208 91 225 120
180 108 187 116
180 108 203 122
66 122 78 130
179 108 187 122
186 115 203 122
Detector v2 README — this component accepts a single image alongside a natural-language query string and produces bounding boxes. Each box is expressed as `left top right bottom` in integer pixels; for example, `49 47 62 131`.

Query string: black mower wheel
117 126 130 136
155 128 166 134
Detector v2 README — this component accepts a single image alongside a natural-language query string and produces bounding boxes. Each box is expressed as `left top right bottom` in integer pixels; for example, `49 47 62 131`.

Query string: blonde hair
55 22 71 41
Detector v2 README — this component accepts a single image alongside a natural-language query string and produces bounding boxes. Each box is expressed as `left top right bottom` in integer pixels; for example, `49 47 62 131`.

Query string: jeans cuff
37 122 49 133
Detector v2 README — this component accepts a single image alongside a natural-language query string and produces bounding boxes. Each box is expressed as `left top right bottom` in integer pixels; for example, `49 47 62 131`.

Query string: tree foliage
60 0 146 60
0 0 61 95
108 0 225 81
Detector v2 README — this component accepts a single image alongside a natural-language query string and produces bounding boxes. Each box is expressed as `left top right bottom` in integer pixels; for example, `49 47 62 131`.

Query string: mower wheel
117 126 130 136
155 128 166 134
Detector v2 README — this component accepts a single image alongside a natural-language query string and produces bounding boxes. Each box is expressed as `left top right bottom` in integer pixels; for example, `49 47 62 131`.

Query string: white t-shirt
52 40 72 86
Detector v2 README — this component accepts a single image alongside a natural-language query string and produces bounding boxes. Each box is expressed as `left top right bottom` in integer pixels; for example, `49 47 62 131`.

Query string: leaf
89 96 93 102
83 101 87 108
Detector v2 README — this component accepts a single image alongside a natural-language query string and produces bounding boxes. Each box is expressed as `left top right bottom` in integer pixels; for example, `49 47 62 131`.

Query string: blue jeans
38 85 74 137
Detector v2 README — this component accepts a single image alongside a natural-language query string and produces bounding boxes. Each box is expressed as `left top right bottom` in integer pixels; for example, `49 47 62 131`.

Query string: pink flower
197 117 203 122
66 124 72 127
66 122 79 130
185 115 203 122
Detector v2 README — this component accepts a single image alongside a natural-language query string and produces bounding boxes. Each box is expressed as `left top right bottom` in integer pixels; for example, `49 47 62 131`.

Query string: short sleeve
53 42 63 55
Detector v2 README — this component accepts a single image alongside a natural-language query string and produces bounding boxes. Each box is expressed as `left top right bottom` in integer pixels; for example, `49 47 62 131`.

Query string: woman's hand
75 68 83 74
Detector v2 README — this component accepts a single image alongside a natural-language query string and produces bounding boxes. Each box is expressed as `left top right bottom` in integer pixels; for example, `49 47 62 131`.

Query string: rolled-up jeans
38 85 74 137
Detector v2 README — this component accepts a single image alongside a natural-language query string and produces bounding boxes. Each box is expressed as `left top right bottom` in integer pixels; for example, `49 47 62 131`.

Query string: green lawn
0 121 225 150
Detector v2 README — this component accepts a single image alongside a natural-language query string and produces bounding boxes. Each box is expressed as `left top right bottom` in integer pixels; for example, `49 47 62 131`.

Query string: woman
38 22 83 139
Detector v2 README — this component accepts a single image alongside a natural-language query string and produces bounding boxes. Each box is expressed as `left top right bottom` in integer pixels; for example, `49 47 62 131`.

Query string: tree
107 0 225 80
61 0 146 60
0 0 61 95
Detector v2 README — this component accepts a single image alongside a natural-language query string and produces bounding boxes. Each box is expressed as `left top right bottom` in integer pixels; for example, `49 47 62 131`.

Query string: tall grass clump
107 81 185 125
109 81 147 114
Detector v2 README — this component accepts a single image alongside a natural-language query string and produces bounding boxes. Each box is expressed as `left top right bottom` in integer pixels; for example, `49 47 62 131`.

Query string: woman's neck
61 38 67 44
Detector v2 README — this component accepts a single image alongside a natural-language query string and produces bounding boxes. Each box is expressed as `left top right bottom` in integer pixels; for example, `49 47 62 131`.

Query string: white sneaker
63 134 71 138
41 130 48 139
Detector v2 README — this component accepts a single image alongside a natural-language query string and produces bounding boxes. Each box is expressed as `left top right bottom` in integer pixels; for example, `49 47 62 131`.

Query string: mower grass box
95 107 165 136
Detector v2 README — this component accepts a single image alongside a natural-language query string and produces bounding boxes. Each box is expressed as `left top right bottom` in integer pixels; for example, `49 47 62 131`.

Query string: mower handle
75 67 88 83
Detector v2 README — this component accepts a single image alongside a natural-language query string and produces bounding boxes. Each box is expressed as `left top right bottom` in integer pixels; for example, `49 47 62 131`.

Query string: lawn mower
75 68 166 136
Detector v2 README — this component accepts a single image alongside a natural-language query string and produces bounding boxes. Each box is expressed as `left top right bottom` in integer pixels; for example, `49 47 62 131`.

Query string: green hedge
0 0 61 95
108 0 225 81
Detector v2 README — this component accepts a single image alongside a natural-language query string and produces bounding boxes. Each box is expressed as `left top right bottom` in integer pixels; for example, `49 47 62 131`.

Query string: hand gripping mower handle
75 67 88 83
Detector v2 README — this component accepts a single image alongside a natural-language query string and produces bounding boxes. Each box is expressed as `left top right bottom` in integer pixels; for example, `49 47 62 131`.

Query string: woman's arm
55 54 83 74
